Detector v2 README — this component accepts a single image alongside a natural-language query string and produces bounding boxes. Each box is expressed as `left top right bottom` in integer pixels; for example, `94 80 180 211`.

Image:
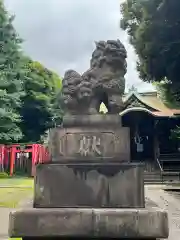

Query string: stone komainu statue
61 39 127 115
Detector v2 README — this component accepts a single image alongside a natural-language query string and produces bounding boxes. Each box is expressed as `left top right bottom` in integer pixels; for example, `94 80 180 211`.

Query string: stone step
144 173 162 178
144 173 162 177
144 171 180 184
144 177 162 181
144 181 163 185
9 208 169 239
144 172 162 184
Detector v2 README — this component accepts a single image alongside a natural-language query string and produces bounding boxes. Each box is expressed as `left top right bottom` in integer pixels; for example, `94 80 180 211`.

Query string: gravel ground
145 185 180 240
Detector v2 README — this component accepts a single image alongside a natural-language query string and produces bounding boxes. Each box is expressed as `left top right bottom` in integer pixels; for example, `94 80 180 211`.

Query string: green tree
120 0 180 105
19 59 62 143
128 84 138 93
0 0 24 143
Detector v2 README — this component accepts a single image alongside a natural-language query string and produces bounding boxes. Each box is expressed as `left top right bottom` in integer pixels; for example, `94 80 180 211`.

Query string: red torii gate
0 145 6 172
0 144 50 176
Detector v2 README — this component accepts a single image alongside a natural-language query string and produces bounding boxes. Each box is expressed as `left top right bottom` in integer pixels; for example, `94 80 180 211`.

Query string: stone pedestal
8 115 169 239
49 115 130 162
34 163 145 208
9 208 168 239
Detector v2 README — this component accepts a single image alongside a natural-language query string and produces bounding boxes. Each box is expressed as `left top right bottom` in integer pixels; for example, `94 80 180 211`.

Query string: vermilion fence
0 144 50 176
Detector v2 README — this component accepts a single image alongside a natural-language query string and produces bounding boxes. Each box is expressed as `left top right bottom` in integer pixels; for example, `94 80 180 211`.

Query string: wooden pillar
10 146 16 176
153 119 160 170
31 144 36 177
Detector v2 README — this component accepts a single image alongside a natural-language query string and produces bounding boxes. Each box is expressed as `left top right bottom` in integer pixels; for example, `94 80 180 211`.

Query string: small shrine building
101 91 180 172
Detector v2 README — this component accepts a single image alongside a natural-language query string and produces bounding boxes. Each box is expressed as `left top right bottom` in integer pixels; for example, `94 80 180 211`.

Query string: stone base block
21 238 157 240
49 115 130 162
9 208 169 239
34 163 144 208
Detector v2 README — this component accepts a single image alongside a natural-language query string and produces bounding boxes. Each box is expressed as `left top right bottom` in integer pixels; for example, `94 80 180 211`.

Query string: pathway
0 198 32 240
0 178 33 239
0 208 12 240
145 185 180 240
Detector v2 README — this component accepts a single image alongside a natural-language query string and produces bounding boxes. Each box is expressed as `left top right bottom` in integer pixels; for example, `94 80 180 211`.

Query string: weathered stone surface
9 208 169 238
34 163 144 208
48 124 130 162
62 114 122 127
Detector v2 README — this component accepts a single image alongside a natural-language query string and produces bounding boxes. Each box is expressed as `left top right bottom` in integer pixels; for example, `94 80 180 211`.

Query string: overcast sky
5 0 154 92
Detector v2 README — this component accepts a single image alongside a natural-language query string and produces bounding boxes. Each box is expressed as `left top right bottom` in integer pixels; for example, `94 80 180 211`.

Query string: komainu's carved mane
61 39 127 115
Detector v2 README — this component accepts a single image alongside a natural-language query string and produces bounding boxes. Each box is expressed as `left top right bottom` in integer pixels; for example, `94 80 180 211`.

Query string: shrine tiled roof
122 91 180 117
99 91 180 117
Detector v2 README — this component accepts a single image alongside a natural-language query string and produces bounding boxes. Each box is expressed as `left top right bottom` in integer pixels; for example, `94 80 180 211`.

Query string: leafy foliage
154 80 180 108
120 0 180 105
19 59 63 143
0 0 25 143
0 1 63 144
127 84 138 93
